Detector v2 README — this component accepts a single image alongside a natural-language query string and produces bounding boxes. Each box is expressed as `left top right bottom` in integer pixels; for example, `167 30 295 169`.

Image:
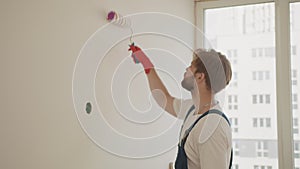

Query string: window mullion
275 0 294 169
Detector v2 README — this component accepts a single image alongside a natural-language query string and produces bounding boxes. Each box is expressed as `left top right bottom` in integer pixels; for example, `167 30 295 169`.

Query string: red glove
128 43 154 74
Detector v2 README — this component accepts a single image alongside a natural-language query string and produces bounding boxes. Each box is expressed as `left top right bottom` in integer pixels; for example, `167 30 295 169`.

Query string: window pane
260 118 264 127
259 95 264 104
266 71 270 80
291 2 300 169
266 118 271 127
253 72 257 80
259 71 263 80
253 95 257 104
266 94 271 104
205 3 277 168
254 118 258 127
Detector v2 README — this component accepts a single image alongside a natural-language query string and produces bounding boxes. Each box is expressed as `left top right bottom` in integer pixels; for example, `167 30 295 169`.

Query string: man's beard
181 76 195 91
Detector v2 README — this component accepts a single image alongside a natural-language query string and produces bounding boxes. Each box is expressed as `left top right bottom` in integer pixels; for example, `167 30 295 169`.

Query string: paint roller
106 10 134 44
106 10 140 63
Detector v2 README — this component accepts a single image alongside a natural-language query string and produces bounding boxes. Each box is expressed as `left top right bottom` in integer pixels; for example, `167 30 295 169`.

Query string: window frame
195 0 300 168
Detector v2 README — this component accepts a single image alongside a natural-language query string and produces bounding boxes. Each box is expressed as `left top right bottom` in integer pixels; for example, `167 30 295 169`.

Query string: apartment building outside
204 2 300 169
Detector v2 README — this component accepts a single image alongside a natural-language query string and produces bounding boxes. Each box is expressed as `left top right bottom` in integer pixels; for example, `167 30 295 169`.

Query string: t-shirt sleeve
197 119 231 169
173 98 193 119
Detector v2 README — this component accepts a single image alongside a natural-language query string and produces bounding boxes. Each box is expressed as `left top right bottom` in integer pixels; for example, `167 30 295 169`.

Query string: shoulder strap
183 105 195 123
205 109 231 126
178 105 195 142
180 109 209 145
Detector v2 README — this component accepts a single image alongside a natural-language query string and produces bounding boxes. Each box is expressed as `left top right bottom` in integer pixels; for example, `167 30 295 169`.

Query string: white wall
0 0 194 169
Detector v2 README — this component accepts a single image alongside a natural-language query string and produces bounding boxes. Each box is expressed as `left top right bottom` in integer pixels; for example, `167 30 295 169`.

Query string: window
253 72 257 80
233 164 239 169
243 4 274 34
253 118 271 128
292 45 297 55
259 95 264 104
229 95 232 103
291 3 300 164
252 48 257 57
259 48 263 57
292 69 298 86
258 71 263 80
266 118 271 127
294 118 299 134
230 117 239 133
233 72 238 80
253 118 258 127
201 2 277 168
231 82 238 88
265 47 275 57
260 118 264 127
293 80 298 86
265 71 270 80
252 94 271 104
292 69 297 78
252 48 275 58
294 94 298 102
254 165 272 169
253 71 271 81
227 49 238 64
234 141 240 156
228 94 238 110
295 142 300 158
294 104 298 110
266 95 271 104
292 93 298 110
253 95 258 104
195 0 299 168
256 141 268 157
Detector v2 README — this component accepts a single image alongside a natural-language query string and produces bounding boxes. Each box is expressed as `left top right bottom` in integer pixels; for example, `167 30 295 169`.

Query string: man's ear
195 72 205 81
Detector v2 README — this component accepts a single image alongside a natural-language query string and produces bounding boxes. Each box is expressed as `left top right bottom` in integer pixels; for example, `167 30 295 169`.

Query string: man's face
181 63 197 91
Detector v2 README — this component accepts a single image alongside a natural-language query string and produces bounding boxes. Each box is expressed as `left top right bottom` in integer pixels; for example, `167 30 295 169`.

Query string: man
128 43 232 169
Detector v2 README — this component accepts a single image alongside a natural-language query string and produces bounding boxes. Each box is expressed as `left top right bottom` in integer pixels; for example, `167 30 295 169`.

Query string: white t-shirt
173 98 232 169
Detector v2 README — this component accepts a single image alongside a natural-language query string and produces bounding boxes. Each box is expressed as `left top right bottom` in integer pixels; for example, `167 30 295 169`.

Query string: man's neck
191 89 215 115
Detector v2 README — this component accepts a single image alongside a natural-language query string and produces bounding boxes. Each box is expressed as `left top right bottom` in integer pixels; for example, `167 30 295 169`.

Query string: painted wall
0 0 194 169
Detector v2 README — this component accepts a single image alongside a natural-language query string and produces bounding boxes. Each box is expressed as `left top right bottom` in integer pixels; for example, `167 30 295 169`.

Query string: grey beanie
193 48 228 93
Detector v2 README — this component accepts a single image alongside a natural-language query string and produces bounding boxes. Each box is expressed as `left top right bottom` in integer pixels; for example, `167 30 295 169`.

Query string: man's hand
128 43 154 74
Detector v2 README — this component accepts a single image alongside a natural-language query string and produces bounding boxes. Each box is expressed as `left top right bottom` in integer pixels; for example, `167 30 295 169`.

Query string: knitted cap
193 48 230 93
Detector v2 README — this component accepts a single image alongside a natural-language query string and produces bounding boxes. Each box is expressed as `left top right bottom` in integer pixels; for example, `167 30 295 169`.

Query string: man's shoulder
191 110 231 144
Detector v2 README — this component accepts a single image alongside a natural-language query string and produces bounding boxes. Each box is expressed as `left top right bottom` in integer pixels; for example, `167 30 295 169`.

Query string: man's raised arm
128 43 177 117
